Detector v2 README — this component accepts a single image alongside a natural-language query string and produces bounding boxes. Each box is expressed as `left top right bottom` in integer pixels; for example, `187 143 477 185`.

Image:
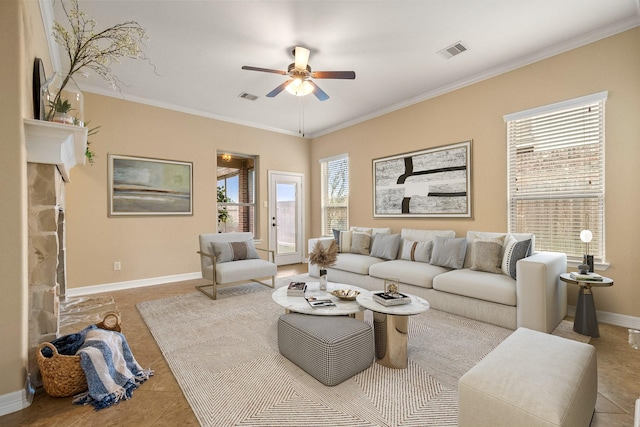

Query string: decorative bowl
330 289 360 300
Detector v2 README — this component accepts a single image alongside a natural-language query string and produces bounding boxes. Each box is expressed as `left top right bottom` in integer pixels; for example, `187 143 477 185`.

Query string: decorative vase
319 269 327 291
41 73 84 126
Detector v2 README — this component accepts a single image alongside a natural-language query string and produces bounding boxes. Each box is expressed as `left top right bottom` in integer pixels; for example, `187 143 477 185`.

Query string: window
320 154 349 236
217 153 256 235
504 92 606 264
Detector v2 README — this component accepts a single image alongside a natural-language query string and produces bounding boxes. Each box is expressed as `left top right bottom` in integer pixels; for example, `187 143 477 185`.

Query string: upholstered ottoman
278 313 374 386
458 327 597 427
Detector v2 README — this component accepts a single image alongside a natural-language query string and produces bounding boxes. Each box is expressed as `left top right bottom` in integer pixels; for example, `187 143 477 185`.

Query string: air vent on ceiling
437 41 468 59
238 92 259 101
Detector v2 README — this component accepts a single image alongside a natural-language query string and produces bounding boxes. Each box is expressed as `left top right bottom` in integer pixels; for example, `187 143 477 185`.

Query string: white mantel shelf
24 118 88 182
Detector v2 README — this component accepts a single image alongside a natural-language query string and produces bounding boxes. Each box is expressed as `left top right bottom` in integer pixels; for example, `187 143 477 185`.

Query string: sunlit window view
320 154 349 236
217 153 256 235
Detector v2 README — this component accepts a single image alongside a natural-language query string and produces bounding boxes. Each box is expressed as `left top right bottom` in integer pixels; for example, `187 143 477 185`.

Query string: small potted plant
309 240 338 291
50 98 74 125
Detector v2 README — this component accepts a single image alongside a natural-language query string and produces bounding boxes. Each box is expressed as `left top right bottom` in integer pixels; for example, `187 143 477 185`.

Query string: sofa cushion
369 260 448 289
350 231 371 255
211 240 260 263
502 236 532 279
470 237 504 274
332 253 385 275
400 240 433 263
464 231 535 269
431 236 467 269
370 233 401 260
351 226 392 236
433 268 517 306
338 230 352 252
399 229 455 258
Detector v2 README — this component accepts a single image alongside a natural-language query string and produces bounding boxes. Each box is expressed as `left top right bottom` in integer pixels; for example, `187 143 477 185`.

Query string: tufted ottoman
277 313 374 386
458 327 597 427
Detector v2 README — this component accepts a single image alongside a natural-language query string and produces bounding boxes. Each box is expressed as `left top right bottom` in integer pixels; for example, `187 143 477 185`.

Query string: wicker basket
37 312 122 397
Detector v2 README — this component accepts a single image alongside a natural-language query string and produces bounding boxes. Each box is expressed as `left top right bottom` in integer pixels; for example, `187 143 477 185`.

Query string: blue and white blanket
72 325 153 410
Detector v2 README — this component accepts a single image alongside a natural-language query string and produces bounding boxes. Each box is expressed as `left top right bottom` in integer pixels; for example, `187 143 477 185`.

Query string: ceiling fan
241 46 355 101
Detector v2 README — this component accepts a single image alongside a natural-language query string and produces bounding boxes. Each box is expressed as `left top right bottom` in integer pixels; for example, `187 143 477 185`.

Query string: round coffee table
356 292 429 369
272 282 369 317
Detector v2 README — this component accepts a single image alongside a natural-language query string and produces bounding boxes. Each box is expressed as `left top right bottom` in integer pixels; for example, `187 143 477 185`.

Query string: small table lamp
580 229 594 272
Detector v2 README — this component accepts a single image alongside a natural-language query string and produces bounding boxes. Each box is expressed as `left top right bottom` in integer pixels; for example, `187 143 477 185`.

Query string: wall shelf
24 118 88 182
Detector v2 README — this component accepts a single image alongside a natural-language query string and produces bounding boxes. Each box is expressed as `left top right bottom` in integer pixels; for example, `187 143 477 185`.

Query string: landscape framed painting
373 140 472 218
108 154 193 216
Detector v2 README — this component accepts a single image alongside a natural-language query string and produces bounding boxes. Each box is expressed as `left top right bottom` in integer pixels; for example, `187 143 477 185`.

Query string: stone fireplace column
27 163 65 384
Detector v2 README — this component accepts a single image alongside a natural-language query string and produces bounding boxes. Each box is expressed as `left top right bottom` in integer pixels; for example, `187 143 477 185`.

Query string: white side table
356 292 429 369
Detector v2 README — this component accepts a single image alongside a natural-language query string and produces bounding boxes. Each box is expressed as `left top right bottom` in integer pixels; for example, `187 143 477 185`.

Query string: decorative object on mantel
39 0 151 164
309 240 338 291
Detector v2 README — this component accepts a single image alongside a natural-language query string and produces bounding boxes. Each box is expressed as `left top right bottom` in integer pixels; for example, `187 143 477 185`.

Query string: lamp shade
580 229 593 243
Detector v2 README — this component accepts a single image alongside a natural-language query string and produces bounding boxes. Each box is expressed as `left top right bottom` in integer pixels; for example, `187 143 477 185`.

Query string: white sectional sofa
308 228 567 333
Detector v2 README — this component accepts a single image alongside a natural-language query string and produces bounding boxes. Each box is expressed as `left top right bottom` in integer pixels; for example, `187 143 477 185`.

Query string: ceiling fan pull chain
298 98 305 137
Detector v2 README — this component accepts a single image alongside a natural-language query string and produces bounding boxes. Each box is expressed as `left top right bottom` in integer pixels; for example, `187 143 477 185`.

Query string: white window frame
504 92 607 268
320 153 349 236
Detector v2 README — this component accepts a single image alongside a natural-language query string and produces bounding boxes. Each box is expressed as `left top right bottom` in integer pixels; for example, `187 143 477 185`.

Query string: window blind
320 154 349 236
506 93 606 262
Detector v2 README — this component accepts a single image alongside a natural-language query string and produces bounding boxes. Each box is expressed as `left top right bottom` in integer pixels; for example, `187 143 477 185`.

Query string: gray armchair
197 232 277 299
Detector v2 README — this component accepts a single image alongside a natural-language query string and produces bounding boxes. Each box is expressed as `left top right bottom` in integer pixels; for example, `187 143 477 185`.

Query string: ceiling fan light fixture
286 79 313 96
294 46 310 70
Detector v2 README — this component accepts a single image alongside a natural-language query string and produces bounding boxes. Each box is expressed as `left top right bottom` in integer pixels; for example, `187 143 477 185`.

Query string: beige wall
65 93 310 288
311 29 640 319
0 0 54 399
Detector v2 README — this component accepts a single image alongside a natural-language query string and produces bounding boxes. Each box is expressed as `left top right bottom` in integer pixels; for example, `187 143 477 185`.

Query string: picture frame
372 140 472 218
108 154 193 216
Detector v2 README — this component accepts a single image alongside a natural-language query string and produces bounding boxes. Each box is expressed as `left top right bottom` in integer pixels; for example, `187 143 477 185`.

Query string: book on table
569 272 603 281
287 281 307 295
372 291 411 306
305 296 336 308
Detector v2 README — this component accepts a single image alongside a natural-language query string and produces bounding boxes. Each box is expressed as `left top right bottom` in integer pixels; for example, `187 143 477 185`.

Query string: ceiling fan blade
266 79 293 97
242 66 287 75
308 80 329 101
311 70 356 79
294 46 310 70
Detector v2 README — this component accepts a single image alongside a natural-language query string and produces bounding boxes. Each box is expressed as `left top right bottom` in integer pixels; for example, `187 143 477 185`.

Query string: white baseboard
65 272 202 297
567 305 640 330
0 389 30 417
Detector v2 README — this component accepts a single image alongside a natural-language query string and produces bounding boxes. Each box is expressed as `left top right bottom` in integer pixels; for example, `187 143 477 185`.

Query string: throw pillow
501 236 532 279
350 231 371 255
400 239 433 263
430 236 467 269
339 230 353 253
470 238 504 274
370 233 401 260
332 229 343 251
211 240 260 263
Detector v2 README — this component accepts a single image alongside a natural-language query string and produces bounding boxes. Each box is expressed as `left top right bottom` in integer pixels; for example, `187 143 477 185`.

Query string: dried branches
309 240 339 269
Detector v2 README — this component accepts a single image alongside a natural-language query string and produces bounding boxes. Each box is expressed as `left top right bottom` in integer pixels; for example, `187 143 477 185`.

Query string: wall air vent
437 41 468 59
238 92 259 101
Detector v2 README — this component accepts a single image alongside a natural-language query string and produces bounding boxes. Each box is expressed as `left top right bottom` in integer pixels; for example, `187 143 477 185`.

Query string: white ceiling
46 0 640 138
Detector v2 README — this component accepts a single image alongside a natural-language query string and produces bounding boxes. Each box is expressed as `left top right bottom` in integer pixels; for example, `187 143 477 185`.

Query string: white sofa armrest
516 251 567 333
308 237 335 277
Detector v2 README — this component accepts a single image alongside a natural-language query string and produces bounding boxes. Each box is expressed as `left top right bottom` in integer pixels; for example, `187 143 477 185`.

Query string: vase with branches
43 0 151 163
309 240 339 290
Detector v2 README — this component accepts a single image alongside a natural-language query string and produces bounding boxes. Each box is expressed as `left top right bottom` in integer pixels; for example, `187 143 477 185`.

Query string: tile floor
2 264 638 426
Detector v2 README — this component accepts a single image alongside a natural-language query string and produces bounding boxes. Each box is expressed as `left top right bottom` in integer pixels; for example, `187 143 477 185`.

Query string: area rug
137 277 588 427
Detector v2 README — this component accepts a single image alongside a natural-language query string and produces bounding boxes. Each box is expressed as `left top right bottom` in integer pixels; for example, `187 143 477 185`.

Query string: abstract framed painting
373 140 472 218
108 154 193 216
